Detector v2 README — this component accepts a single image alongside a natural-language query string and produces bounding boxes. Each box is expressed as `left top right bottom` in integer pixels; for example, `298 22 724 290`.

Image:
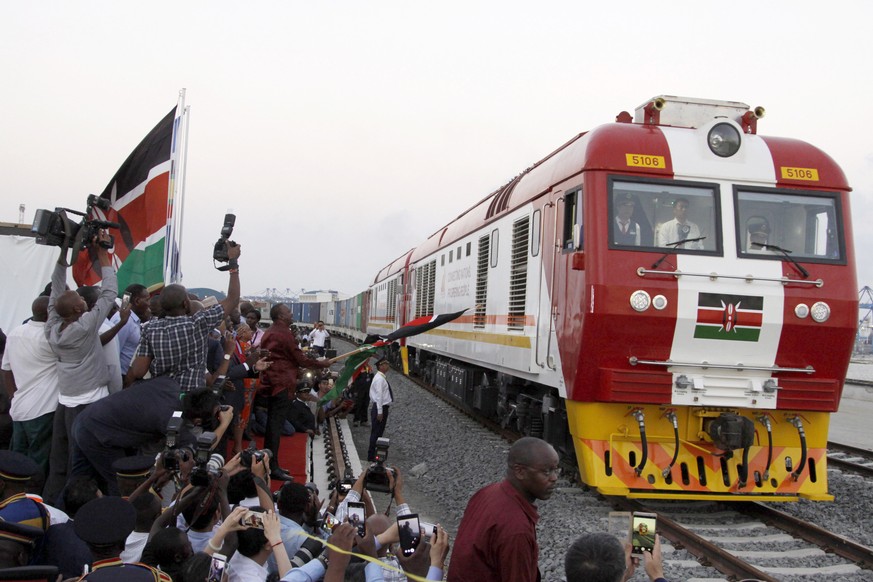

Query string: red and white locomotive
331 96 856 500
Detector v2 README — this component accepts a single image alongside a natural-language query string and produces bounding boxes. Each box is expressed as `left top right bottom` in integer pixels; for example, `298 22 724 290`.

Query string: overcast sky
2 1 871 298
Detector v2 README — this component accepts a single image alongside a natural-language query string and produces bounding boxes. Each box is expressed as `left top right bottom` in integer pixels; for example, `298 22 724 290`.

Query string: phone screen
207 553 226 582
121 292 131 309
398 514 421 557
631 512 657 556
347 502 366 537
241 510 265 529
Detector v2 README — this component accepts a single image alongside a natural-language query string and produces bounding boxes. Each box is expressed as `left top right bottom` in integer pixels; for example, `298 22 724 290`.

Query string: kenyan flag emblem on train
693 293 764 342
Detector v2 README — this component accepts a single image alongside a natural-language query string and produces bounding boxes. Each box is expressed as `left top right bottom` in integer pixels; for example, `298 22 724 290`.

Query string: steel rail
737 501 873 570
828 441 873 479
609 498 779 582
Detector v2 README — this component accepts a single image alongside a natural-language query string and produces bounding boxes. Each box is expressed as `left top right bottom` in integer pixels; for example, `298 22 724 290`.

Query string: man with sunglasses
447 436 559 582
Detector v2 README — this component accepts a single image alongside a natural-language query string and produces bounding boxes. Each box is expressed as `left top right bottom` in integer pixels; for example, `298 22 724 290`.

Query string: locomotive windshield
734 188 844 263
608 178 720 253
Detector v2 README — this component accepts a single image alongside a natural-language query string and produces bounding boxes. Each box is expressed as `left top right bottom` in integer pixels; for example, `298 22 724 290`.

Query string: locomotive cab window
608 178 721 255
734 188 844 263
562 188 582 252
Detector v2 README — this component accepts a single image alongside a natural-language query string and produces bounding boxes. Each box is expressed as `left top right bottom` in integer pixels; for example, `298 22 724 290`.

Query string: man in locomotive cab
613 193 641 246
745 216 770 253
656 197 702 249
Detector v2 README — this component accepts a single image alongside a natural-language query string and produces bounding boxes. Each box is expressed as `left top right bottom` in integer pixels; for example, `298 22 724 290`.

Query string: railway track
614 497 873 580
844 377 873 388
828 441 873 478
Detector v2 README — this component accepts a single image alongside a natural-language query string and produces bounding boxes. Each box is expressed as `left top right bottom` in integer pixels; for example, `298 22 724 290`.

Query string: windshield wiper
651 236 707 269
752 242 809 279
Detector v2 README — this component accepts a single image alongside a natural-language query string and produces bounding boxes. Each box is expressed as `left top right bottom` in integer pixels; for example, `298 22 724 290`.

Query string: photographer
125 239 242 393
43 230 117 505
67 377 232 496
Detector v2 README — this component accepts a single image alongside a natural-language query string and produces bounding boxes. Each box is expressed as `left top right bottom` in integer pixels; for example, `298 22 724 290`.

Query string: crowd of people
0 233 672 581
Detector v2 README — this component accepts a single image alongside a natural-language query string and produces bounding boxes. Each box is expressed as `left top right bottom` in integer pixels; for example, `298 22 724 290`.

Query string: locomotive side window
735 189 844 263
562 189 582 252
490 229 499 268
531 210 541 257
608 178 721 254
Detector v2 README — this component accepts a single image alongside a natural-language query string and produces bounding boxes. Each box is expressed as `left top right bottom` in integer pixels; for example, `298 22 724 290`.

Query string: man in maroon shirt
259 303 330 481
447 437 559 582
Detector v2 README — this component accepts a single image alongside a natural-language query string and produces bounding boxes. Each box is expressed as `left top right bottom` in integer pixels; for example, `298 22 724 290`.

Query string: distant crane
860 286 873 323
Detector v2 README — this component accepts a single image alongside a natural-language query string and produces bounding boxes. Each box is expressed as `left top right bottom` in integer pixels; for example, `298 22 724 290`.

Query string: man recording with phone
43 229 117 505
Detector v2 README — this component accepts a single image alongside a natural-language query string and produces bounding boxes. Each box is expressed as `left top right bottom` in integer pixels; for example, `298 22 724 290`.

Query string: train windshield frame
733 186 846 264
607 176 722 255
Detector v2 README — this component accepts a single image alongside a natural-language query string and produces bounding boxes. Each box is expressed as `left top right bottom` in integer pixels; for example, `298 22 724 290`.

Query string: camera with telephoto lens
240 445 272 469
190 432 224 487
212 212 238 269
365 437 395 493
32 194 119 251
162 414 190 472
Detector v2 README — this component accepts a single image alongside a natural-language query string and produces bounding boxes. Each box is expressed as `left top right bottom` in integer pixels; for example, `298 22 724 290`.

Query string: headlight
794 303 809 319
630 290 651 312
810 301 830 323
707 123 741 158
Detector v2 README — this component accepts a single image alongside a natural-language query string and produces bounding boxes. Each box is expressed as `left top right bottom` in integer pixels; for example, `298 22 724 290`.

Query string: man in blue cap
0 450 50 532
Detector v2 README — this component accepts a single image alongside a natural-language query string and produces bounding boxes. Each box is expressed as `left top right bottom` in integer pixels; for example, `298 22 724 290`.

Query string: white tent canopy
0 235 65 335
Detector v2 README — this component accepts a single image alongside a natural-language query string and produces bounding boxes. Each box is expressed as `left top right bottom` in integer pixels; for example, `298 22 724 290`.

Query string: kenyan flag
694 293 764 342
73 107 177 291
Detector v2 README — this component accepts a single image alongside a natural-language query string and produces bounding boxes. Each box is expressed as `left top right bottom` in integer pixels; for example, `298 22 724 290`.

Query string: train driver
745 216 770 253
613 193 641 246
656 197 703 249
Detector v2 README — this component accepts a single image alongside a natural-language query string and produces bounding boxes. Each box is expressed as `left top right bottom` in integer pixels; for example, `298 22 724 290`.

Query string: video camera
365 437 395 493
32 194 119 252
163 413 190 472
190 431 224 487
212 212 237 270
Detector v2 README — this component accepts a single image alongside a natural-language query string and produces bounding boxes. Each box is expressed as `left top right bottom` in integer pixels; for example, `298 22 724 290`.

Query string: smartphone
397 514 421 557
240 510 265 529
420 520 437 536
207 553 227 582
347 501 366 537
121 292 131 310
630 511 657 556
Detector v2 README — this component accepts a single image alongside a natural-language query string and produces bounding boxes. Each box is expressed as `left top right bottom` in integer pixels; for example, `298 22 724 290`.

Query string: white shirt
369 371 392 410
227 553 268 582
308 328 329 348
100 319 123 393
121 531 149 563
656 218 702 249
1 321 60 421
279 559 326 582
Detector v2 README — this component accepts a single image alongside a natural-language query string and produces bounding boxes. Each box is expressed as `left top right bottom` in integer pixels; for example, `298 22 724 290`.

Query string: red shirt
447 480 541 582
259 324 328 396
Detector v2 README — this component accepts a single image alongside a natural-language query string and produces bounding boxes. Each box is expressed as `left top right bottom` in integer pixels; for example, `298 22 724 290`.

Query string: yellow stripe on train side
421 327 532 348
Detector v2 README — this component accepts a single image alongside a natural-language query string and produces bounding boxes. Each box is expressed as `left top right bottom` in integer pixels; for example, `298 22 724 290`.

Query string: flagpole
325 343 383 365
174 102 191 283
